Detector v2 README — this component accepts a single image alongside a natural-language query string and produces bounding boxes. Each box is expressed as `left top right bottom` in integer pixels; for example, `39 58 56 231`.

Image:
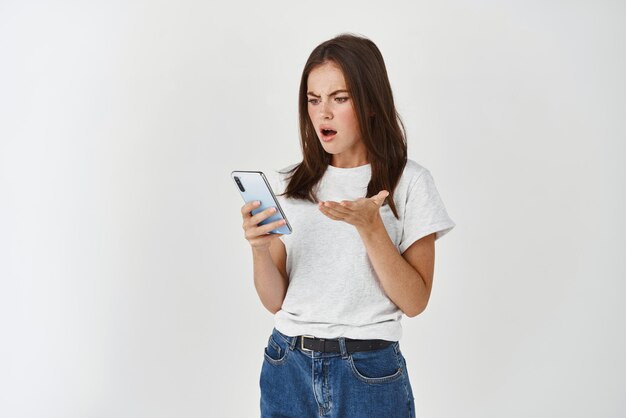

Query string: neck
330 151 369 169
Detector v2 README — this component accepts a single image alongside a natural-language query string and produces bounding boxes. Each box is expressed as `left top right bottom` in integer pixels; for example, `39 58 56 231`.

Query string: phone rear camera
234 176 245 192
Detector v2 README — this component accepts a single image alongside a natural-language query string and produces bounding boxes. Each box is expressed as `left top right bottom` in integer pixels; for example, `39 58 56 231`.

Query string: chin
321 146 340 155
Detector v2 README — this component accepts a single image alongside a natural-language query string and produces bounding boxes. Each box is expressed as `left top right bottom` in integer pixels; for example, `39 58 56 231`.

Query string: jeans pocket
264 334 289 365
348 343 403 384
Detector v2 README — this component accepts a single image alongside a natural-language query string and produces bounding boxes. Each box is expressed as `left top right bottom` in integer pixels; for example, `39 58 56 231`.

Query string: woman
240 34 455 417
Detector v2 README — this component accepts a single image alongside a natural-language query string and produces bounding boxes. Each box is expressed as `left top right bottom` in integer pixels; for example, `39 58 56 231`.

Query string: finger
326 209 347 220
323 201 351 216
246 221 283 240
371 190 389 206
241 200 261 216
320 210 342 221
318 204 343 221
243 206 275 230
249 206 279 226
256 218 287 235
375 190 389 200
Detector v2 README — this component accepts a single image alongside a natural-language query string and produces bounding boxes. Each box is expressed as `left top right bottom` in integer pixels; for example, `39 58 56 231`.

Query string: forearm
251 247 288 314
357 217 430 317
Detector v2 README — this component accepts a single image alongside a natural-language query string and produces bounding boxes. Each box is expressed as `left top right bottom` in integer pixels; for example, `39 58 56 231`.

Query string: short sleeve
398 170 455 253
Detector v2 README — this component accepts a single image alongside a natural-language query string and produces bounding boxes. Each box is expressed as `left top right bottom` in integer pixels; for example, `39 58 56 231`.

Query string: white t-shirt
270 159 455 341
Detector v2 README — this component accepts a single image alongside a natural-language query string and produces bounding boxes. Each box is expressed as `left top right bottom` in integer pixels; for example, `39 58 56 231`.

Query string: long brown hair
282 33 407 218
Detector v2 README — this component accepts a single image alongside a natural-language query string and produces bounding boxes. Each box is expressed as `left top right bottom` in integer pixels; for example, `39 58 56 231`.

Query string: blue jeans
260 328 416 417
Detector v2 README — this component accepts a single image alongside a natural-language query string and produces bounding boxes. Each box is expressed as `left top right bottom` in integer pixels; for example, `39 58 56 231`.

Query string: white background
1 1 625 417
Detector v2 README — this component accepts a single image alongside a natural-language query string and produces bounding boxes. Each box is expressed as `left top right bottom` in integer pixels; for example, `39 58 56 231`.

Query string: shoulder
277 162 300 182
401 159 430 186
278 162 300 175
271 162 300 193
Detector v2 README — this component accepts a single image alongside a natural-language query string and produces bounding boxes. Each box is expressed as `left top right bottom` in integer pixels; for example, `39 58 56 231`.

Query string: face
306 61 366 165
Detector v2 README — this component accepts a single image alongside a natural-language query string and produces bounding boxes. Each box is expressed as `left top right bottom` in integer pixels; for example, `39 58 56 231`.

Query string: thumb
372 190 389 206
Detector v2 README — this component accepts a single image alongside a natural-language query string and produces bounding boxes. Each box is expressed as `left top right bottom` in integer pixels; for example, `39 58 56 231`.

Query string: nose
320 101 333 120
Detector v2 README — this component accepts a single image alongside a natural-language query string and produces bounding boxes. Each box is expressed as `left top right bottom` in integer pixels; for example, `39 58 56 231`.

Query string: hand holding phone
239 201 287 251
232 171 292 235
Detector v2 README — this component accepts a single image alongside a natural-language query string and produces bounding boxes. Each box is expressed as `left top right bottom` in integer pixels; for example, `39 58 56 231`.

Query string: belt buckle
300 335 315 352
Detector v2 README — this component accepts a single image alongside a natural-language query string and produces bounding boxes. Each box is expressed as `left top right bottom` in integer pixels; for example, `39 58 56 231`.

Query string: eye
335 97 349 103
307 98 320 105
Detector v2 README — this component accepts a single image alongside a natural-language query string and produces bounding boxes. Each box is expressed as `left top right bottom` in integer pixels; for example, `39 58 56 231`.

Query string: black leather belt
298 335 393 353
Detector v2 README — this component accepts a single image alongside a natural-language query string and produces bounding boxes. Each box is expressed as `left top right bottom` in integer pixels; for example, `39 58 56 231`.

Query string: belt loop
288 335 297 351
338 337 349 359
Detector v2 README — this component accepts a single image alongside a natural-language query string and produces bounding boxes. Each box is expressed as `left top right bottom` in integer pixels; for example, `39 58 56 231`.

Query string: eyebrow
306 89 350 98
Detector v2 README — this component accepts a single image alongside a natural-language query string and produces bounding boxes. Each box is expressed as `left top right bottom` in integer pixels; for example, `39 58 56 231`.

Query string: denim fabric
260 328 416 418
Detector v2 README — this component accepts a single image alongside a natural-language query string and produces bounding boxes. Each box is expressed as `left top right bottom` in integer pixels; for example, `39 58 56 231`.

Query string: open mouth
320 128 337 141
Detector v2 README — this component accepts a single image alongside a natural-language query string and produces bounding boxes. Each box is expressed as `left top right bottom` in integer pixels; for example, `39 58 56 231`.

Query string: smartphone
231 170 292 235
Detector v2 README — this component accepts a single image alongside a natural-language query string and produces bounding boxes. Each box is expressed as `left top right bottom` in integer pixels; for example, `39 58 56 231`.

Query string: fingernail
270 207 277 213
254 201 260 206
